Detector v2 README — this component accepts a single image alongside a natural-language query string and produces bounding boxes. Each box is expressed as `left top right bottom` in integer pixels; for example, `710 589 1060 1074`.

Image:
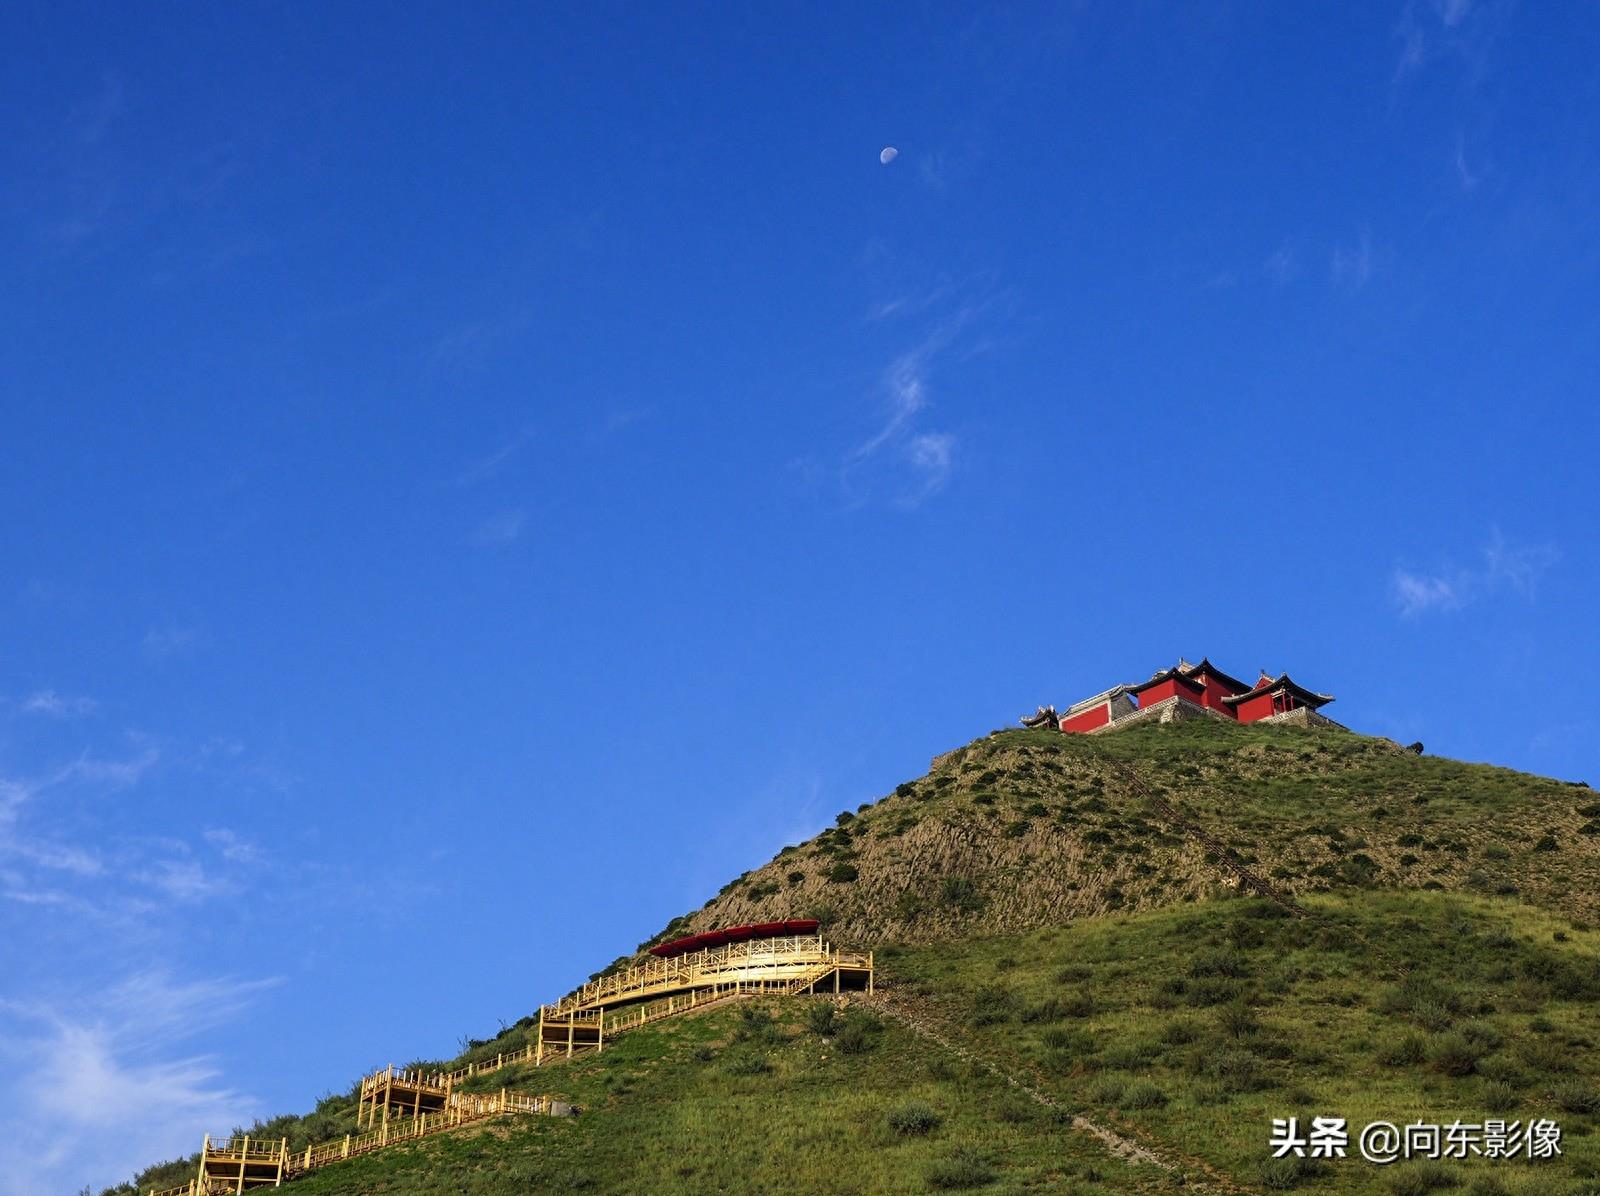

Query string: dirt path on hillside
869 989 1250 1194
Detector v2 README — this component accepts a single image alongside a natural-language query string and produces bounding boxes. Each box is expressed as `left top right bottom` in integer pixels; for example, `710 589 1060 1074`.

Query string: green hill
106 720 1600 1196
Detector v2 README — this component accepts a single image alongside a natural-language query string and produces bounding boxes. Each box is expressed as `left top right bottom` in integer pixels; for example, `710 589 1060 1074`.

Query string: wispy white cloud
1392 530 1559 617
203 828 260 865
57 745 161 790
846 335 962 510
853 349 932 462
900 433 956 506
19 690 97 718
8 840 104 878
455 427 535 487
1394 0 1505 84
1481 532 1560 595
0 972 274 1196
0 746 159 833
1393 571 1461 616
865 284 954 324
143 857 228 903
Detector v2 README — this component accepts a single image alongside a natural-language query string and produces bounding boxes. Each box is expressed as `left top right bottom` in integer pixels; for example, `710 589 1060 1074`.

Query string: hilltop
105 719 1600 1196
647 720 1599 950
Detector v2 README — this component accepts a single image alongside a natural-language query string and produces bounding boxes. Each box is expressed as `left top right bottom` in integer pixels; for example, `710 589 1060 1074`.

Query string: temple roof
1175 656 1253 694
1063 685 1136 716
1126 663 1207 696
1220 673 1335 708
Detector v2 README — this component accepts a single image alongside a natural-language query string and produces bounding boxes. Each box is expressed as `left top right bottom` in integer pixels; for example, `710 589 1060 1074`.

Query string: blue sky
2 3 1597 1191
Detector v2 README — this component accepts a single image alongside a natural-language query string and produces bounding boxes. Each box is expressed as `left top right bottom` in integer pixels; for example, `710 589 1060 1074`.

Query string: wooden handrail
159 935 872 1193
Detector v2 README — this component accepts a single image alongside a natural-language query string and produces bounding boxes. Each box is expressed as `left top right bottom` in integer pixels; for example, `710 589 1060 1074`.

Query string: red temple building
1223 673 1336 724
1058 685 1137 733
1033 658 1338 735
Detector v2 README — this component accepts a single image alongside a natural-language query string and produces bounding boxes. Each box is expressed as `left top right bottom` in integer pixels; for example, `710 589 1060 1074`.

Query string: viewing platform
536 931 873 1061
153 925 870 1193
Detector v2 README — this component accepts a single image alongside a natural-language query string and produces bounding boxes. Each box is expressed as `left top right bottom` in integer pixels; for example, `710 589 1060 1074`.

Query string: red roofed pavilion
1222 673 1336 724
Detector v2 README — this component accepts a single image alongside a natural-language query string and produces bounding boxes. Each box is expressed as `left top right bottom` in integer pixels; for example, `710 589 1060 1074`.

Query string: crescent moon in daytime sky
879 146 898 164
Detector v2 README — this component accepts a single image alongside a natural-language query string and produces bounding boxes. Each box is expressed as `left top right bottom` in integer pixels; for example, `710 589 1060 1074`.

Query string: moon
879 146 898 165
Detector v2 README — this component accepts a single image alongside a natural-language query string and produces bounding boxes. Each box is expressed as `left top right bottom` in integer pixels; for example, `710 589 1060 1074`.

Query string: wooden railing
356 938 872 1097
546 935 855 1016
299 1090 553 1170
149 1092 555 1195
156 935 871 1194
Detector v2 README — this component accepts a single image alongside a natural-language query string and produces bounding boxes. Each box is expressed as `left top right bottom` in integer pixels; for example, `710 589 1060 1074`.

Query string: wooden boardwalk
150 933 872 1193
149 1092 561 1196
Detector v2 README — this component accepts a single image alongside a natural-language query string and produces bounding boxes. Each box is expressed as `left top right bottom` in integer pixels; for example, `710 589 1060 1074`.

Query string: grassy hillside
275 999 1180 1196
889 889 1600 1194
658 721 1598 950
102 720 1600 1196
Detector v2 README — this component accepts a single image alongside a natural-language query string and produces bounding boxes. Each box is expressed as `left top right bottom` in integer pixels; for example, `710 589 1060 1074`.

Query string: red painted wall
1132 677 1202 708
1060 704 1111 733
1191 673 1243 717
1232 691 1292 723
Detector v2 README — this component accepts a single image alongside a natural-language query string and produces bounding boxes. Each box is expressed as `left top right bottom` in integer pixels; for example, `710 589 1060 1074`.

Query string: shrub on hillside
968 983 1016 1027
1039 1025 1093 1053
1121 1079 1167 1108
1428 1032 1481 1077
1161 1018 1201 1045
1184 977 1243 1007
1552 1080 1600 1115
925 1148 997 1190
1197 1048 1265 1093
1217 1002 1260 1039
1375 1033 1428 1067
1516 1037 1572 1074
805 1002 838 1037
725 1052 771 1076
940 876 984 912
1019 997 1062 1024
1259 1154 1320 1190
885 1100 941 1136
1480 1080 1518 1113
826 861 859 883
1059 991 1095 1018
1089 1075 1125 1104
835 1010 882 1055
1458 1020 1503 1052
735 1005 784 1046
